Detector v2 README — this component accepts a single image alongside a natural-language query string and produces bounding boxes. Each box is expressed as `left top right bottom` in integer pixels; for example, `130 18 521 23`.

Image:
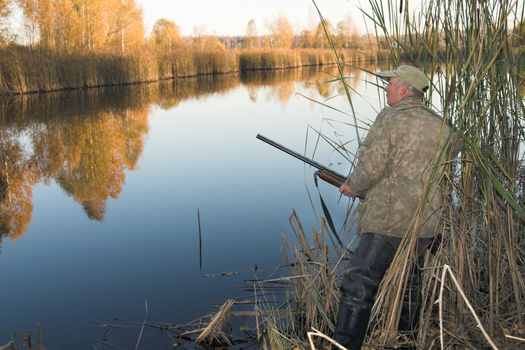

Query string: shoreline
0 46 386 96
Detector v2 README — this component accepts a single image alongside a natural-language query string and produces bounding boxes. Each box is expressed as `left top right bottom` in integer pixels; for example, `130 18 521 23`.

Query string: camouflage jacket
346 96 454 238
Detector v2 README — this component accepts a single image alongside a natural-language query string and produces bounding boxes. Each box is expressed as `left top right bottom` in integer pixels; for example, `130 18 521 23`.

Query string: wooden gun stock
316 169 346 188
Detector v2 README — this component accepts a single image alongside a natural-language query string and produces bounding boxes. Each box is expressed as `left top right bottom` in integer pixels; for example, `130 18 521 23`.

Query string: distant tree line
0 0 371 54
0 0 523 54
10 0 145 53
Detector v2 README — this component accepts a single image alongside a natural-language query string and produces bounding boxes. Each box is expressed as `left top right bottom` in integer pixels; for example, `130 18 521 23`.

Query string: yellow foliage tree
71 0 107 51
17 0 38 46
268 14 294 48
314 19 333 49
296 29 315 48
193 35 225 51
244 18 259 49
17 0 56 48
151 18 181 50
105 0 145 53
335 20 350 48
0 0 11 42
0 0 9 17
37 0 54 48
53 0 82 51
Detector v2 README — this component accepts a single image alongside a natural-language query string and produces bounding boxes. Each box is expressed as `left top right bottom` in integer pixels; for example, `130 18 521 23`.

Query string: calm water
0 66 384 348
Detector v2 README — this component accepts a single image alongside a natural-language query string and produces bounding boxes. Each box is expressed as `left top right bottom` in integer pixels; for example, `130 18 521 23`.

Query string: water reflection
0 65 369 248
0 132 35 241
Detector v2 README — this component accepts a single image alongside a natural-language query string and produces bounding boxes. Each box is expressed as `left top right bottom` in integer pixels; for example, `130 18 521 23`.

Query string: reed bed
250 0 525 349
364 1 525 348
239 49 301 71
238 48 374 71
251 211 345 349
0 45 379 95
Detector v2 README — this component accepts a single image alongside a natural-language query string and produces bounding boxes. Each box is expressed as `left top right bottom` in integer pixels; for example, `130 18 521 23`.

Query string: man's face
384 77 408 106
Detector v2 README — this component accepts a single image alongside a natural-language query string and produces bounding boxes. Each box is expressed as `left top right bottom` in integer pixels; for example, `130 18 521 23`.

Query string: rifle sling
314 171 347 251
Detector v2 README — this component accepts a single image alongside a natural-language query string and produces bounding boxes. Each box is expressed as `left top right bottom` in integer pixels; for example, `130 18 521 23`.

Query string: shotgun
256 134 347 188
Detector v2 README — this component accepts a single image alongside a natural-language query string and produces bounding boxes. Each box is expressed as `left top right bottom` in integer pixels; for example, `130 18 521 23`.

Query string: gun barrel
256 134 347 179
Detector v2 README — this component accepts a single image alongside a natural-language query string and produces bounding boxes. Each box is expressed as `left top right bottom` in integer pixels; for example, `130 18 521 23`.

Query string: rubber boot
332 301 371 350
332 233 401 350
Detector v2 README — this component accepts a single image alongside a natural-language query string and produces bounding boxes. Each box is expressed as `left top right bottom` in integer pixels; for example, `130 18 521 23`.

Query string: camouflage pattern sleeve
346 111 391 196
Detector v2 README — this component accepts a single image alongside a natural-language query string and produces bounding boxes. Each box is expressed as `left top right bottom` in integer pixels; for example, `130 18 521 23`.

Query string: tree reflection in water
0 65 366 249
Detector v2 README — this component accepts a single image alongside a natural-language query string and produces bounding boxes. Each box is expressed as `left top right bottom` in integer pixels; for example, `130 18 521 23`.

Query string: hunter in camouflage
332 65 455 350
346 95 452 238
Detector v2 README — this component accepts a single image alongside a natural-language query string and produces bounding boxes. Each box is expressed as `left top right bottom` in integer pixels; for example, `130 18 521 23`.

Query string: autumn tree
0 1 9 22
18 0 55 48
53 0 82 51
339 14 362 49
17 0 151 52
19 0 97 51
0 0 11 42
314 19 334 49
17 0 38 46
36 0 54 48
268 14 294 48
71 0 107 51
244 18 258 49
296 28 315 48
193 35 225 51
335 20 350 48
151 18 181 50
105 0 145 54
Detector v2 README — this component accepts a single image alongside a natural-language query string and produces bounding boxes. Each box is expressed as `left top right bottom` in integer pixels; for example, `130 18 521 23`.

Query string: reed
253 1 525 349
238 48 374 72
239 49 301 71
363 1 525 348
0 45 379 95
251 210 347 349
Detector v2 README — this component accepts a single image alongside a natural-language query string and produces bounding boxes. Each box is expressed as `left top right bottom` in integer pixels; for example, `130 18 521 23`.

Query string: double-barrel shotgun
256 134 347 188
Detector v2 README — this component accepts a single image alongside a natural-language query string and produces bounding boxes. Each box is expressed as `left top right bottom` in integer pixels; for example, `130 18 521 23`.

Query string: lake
0 65 384 349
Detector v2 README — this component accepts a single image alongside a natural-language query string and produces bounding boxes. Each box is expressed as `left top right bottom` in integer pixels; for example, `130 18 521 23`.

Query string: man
332 65 454 349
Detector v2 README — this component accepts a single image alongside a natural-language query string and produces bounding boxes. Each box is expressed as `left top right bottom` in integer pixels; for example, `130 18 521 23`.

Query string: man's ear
401 82 411 96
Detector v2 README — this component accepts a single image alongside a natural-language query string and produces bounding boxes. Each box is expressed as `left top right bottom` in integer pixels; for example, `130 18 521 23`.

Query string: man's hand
339 183 355 197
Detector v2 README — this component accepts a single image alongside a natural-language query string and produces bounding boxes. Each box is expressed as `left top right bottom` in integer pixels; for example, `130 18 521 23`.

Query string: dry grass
238 48 374 72
247 210 352 349
0 45 381 95
195 299 235 346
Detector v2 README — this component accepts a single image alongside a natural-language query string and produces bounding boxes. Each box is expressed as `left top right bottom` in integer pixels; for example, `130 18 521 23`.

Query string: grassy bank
0 46 380 95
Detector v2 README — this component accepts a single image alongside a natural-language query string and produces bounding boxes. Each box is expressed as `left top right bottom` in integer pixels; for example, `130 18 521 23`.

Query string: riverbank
0 45 386 95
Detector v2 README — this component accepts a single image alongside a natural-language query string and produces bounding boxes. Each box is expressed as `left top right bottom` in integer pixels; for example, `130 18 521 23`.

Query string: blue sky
138 0 370 36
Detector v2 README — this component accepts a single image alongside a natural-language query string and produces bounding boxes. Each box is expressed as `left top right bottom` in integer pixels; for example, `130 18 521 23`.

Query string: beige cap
376 65 429 92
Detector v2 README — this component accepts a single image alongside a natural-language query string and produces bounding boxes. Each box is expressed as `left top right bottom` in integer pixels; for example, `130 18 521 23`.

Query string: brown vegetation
0 0 391 95
0 44 382 95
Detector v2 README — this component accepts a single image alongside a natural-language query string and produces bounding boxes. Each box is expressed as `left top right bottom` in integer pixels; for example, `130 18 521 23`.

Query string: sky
137 0 371 37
